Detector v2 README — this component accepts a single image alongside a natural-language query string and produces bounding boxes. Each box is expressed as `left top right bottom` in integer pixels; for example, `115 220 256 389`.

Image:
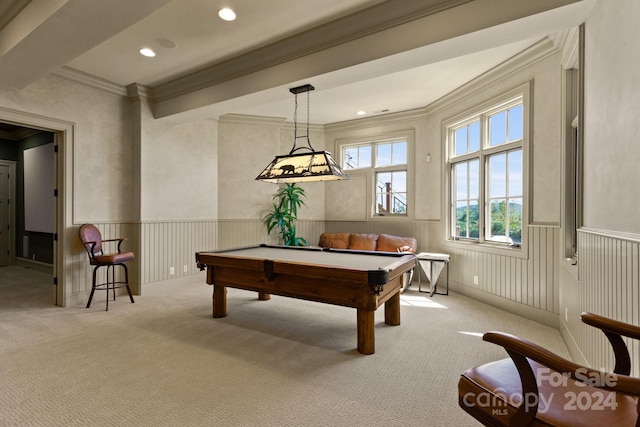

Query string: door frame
0 160 16 267
0 107 73 307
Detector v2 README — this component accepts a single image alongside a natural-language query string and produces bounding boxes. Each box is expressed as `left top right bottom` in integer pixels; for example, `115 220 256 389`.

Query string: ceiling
0 0 593 125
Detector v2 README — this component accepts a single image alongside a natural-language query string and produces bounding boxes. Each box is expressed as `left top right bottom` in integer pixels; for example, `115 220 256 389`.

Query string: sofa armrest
377 234 417 253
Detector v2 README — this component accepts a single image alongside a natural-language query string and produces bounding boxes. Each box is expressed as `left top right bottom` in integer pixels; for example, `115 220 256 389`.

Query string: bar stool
78 224 135 311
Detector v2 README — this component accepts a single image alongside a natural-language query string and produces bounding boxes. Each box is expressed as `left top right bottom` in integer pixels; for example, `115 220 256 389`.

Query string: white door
0 162 12 266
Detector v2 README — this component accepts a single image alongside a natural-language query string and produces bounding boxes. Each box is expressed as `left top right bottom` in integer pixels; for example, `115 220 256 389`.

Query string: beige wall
325 112 432 221
217 115 326 222
218 115 283 220
0 76 222 302
426 40 563 229
322 39 564 326
139 103 218 222
582 0 640 234
0 76 134 304
559 0 640 372
0 76 133 223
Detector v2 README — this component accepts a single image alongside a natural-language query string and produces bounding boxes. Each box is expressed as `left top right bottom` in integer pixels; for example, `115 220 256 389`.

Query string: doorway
0 120 59 306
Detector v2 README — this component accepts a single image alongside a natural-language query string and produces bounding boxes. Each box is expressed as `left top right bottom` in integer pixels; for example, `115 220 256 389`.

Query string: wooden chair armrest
581 312 640 375
484 332 640 396
582 312 640 340
483 331 640 426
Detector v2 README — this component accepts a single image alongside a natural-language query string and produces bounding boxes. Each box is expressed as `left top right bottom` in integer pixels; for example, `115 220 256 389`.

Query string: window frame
563 25 584 263
338 130 414 220
443 83 530 256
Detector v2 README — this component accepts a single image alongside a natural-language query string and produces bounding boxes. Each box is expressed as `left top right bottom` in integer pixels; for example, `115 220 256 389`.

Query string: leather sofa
318 233 417 253
318 232 417 253
318 233 417 291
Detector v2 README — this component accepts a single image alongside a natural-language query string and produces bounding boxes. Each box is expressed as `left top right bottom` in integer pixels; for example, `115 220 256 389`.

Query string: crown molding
280 121 324 133
426 36 558 115
548 27 579 69
325 107 428 133
218 113 325 133
51 66 127 97
126 83 153 100
218 114 286 127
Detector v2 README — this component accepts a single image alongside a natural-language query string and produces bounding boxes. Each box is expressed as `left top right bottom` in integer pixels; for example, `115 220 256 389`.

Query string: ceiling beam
152 0 584 119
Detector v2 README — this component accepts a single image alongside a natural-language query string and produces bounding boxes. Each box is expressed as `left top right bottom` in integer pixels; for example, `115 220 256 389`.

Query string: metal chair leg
86 266 98 308
86 263 134 311
106 265 110 311
122 264 135 303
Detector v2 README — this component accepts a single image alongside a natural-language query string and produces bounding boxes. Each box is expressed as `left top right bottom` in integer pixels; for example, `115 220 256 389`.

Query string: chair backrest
78 224 103 259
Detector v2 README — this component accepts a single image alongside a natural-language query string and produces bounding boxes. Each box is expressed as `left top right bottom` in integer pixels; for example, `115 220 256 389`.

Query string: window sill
370 214 412 221
442 238 528 259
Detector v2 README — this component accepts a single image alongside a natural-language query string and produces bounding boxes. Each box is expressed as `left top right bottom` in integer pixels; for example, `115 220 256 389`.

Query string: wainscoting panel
577 228 640 375
431 226 560 313
140 221 217 284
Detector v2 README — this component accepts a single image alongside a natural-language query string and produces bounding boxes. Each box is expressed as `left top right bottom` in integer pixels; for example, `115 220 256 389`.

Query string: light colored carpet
0 266 571 426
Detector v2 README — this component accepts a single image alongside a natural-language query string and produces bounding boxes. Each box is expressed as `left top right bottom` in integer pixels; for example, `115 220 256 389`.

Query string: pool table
195 244 416 354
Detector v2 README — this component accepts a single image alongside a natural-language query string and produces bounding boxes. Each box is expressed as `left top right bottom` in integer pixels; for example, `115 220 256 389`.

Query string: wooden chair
78 224 135 311
458 312 640 426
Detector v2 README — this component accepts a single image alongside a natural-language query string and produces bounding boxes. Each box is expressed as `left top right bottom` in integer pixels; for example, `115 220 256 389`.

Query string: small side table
416 252 450 296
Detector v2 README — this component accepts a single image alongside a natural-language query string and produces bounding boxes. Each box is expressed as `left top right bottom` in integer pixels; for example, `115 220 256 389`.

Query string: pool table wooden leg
357 309 375 354
384 291 401 326
212 285 227 318
258 292 271 300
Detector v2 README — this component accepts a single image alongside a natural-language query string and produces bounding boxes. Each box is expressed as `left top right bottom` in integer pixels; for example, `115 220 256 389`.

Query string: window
342 138 409 216
447 91 527 247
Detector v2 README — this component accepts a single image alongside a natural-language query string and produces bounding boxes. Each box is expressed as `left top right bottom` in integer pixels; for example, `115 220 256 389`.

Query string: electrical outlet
473 275 479 286
170 267 175 276
183 265 188 273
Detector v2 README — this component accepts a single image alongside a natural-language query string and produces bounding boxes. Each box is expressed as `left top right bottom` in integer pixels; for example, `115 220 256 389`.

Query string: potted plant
262 183 307 246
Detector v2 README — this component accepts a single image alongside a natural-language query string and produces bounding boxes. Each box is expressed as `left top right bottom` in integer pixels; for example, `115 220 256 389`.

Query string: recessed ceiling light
356 111 366 116
218 8 236 21
139 47 156 57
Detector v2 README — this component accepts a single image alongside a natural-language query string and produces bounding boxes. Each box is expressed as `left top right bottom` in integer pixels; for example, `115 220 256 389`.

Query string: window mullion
505 153 510 239
479 115 488 242
479 151 486 242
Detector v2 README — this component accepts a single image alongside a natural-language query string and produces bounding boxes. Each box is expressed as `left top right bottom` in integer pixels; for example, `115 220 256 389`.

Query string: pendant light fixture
255 84 349 183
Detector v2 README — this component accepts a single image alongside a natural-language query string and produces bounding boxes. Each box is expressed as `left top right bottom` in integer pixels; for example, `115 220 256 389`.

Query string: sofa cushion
348 233 379 251
318 233 351 249
376 234 417 253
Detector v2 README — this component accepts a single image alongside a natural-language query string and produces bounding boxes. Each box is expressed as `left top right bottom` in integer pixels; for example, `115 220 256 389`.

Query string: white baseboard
451 281 560 329
559 320 589 366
